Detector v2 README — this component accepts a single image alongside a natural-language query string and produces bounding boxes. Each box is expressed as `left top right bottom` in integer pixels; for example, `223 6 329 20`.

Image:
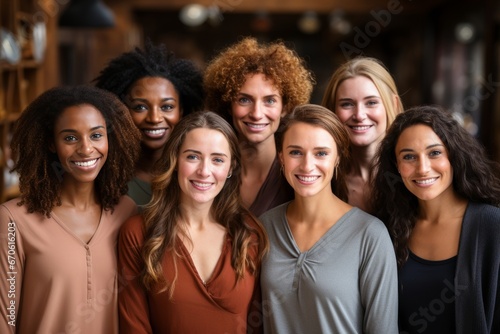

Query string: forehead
337 76 379 97
284 122 334 145
55 104 105 127
128 76 178 97
182 128 231 152
396 124 444 149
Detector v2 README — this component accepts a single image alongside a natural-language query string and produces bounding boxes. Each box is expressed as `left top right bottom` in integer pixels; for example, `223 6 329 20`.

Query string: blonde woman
322 57 403 211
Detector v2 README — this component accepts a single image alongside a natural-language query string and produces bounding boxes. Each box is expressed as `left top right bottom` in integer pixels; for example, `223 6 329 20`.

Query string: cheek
165 110 181 125
334 109 350 123
129 112 144 127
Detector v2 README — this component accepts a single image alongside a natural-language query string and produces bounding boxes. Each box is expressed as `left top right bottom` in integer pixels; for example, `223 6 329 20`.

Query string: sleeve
359 219 399 334
0 205 24 334
247 271 263 334
117 215 152 334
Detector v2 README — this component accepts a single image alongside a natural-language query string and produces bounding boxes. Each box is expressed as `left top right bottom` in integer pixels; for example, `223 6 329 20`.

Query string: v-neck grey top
260 202 398 334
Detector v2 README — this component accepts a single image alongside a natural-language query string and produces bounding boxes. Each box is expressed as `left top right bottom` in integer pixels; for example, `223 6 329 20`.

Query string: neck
288 188 344 223
179 202 214 229
239 138 277 176
349 144 379 180
59 180 99 210
135 146 163 181
418 191 468 223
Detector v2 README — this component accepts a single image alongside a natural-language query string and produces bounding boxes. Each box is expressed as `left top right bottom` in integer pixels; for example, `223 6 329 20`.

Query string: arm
0 205 24 334
118 215 152 334
359 221 399 334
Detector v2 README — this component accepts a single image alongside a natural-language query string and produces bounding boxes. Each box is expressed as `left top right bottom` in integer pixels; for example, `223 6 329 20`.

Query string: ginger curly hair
204 37 315 123
10 85 141 217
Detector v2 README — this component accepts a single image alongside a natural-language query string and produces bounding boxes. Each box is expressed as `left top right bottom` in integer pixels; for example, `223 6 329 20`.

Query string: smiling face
396 124 454 203
335 76 387 149
279 122 338 198
126 76 181 152
231 73 283 146
177 128 232 207
53 104 108 185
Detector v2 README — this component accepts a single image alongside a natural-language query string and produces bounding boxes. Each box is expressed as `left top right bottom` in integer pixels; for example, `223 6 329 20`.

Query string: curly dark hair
94 41 204 116
141 111 268 296
204 37 315 124
370 105 500 267
10 85 141 217
275 104 350 202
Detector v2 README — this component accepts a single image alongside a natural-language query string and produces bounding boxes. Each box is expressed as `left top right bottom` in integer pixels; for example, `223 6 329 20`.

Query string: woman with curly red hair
204 37 314 216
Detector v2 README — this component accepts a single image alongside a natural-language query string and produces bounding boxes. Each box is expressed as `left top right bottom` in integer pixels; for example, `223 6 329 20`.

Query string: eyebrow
130 97 176 102
237 92 281 98
398 143 444 154
182 149 229 158
286 145 331 150
59 125 105 134
338 95 380 101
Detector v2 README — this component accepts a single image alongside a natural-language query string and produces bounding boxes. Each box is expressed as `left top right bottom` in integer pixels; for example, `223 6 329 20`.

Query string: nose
145 107 162 124
417 156 431 174
78 137 94 156
197 159 210 177
352 105 367 121
300 153 314 172
249 102 264 119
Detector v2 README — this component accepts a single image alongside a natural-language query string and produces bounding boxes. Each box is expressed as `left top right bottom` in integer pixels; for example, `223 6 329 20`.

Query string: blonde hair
321 57 403 127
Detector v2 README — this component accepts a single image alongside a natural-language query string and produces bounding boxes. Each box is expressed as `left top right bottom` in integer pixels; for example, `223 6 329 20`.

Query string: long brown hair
141 111 268 297
275 104 351 201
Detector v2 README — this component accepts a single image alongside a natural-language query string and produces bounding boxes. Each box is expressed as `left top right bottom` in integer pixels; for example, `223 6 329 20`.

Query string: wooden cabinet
0 0 54 201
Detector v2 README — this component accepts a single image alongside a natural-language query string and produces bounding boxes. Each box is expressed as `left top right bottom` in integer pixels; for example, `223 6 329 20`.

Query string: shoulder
111 195 139 219
462 202 500 234
345 207 388 233
259 202 288 223
0 198 42 225
119 214 145 248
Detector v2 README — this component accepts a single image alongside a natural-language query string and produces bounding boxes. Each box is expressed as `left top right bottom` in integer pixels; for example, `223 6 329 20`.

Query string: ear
278 152 284 165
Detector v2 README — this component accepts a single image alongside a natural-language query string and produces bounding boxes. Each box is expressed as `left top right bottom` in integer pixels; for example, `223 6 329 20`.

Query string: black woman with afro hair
94 41 204 207
0 85 141 333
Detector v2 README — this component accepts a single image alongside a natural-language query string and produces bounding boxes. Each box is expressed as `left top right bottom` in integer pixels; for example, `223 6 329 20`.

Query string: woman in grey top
259 104 398 334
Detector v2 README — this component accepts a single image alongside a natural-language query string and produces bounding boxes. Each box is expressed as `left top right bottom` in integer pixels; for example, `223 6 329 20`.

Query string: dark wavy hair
141 111 269 296
275 104 350 201
10 85 141 217
94 41 204 116
204 37 314 124
370 105 500 267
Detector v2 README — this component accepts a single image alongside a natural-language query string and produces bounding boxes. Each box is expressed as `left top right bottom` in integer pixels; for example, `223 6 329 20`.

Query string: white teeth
247 123 267 129
415 178 437 185
74 159 97 167
297 175 319 182
144 129 166 135
192 181 211 188
351 126 371 130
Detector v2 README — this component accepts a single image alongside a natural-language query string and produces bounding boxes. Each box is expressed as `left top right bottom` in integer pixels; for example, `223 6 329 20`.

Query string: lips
191 181 213 190
244 122 268 130
142 128 167 138
296 175 320 183
349 125 372 131
72 158 98 167
414 177 438 185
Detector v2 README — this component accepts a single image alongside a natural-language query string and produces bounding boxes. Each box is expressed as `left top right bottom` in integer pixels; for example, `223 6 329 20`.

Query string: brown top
248 157 294 217
118 214 262 334
0 196 137 334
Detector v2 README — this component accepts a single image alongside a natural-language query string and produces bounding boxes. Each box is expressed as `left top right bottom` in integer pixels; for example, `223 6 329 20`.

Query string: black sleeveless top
398 251 457 334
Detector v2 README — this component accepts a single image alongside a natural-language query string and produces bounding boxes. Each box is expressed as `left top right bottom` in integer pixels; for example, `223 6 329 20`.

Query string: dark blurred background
1 0 499 199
